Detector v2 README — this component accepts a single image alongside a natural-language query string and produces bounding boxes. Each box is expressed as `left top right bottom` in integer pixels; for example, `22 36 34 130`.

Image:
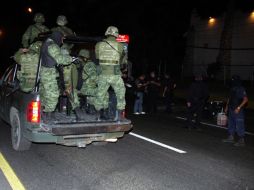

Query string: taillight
27 101 41 123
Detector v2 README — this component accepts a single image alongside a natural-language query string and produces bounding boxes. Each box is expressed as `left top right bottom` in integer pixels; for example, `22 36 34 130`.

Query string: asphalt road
0 112 254 190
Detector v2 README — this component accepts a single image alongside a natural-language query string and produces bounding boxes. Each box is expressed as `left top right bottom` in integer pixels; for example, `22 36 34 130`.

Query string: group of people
14 12 128 122
184 74 248 147
124 72 248 147
122 71 176 115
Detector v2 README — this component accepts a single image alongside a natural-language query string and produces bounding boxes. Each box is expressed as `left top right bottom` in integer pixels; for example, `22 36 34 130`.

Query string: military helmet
79 49 90 58
105 26 119 38
29 41 42 53
57 15 68 26
33 13 45 23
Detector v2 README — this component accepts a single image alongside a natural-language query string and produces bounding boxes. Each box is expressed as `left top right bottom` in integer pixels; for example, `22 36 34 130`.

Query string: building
183 9 254 80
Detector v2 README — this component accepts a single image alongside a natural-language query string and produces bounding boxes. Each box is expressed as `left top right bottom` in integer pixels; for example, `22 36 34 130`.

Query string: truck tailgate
50 120 132 135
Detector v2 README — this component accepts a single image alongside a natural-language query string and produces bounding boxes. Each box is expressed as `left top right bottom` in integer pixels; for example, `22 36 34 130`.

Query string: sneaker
140 112 146 114
134 112 140 115
234 138 245 147
222 135 234 143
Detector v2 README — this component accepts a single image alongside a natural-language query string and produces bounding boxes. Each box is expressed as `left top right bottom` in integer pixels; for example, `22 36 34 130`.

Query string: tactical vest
98 40 120 65
18 52 39 92
41 39 57 68
98 39 122 75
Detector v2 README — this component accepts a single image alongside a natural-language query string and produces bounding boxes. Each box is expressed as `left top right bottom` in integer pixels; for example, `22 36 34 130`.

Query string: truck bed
41 112 132 136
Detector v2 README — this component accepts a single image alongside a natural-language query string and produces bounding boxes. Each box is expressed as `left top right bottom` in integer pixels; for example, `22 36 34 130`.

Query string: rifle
55 64 66 94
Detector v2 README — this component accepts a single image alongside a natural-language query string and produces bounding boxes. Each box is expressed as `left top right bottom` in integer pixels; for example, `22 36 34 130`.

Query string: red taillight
27 101 41 123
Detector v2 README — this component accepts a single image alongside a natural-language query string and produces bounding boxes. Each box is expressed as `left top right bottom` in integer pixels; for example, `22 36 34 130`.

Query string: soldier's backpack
17 52 39 92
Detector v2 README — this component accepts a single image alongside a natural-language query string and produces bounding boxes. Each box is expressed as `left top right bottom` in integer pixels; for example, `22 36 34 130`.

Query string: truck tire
10 109 31 151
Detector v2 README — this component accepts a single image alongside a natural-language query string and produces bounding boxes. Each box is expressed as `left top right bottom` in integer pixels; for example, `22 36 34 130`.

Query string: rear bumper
51 121 133 136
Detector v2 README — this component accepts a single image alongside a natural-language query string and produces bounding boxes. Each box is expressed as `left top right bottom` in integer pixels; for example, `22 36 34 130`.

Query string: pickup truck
0 36 132 151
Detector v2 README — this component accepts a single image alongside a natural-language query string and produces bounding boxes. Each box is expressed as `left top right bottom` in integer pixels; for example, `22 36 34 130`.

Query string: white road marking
129 132 187 154
175 116 254 136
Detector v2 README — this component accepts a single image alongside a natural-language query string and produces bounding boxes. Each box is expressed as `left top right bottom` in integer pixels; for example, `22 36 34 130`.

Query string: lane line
129 132 187 154
175 116 254 136
0 152 26 190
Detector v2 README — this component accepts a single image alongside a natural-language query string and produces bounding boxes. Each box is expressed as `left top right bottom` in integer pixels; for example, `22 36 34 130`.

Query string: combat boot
74 107 83 121
100 109 109 120
114 110 125 122
86 104 96 115
222 135 234 143
234 138 245 147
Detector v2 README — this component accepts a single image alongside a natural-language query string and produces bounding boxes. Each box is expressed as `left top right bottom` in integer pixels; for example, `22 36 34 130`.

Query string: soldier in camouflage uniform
14 41 42 92
95 26 127 121
72 49 108 115
51 15 79 112
40 31 82 120
22 13 49 48
51 15 75 52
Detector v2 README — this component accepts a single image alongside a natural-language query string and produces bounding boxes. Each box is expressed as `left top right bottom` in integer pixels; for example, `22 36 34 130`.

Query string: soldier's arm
119 43 127 65
13 49 23 63
48 44 72 65
43 25 50 32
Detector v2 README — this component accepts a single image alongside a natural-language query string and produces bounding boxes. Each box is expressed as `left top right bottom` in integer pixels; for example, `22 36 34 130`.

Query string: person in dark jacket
186 75 209 129
162 73 176 113
133 74 148 114
146 71 161 114
222 75 248 146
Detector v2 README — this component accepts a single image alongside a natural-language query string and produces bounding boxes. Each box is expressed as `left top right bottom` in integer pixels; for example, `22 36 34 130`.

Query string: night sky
0 0 253 77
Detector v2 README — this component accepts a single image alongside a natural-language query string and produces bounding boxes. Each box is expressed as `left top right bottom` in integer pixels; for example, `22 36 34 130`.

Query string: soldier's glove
72 57 80 64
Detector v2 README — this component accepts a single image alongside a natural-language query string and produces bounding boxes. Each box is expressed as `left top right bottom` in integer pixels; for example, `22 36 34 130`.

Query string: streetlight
209 17 215 24
27 7 33 13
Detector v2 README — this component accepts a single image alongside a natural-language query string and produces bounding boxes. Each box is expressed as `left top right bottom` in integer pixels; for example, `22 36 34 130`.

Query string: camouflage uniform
94 26 127 114
40 31 72 112
22 13 49 48
14 41 42 92
51 15 79 109
73 49 108 108
51 15 75 52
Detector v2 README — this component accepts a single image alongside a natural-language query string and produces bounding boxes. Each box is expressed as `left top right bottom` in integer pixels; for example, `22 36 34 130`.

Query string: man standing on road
186 75 209 130
146 71 161 114
162 73 176 114
223 75 248 146
94 26 127 121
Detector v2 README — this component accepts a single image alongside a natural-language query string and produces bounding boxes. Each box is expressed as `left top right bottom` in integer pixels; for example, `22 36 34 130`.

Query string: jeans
134 92 144 113
228 109 245 137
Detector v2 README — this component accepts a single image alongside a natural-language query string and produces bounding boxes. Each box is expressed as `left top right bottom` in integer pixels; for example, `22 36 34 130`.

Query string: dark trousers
146 92 158 113
187 102 203 128
165 93 173 113
228 109 245 137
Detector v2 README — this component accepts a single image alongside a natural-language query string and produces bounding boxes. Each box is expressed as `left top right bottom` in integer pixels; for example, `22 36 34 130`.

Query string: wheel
11 109 31 151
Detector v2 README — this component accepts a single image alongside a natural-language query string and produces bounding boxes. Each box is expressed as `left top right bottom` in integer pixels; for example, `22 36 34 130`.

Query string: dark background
0 0 253 78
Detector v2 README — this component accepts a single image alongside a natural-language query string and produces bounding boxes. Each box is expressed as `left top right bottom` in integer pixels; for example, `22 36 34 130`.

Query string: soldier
22 13 49 48
14 41 42 92
40 31 82 120
52 15 77 111
51 15 75 52
51 15 74 36
94 26 127 121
